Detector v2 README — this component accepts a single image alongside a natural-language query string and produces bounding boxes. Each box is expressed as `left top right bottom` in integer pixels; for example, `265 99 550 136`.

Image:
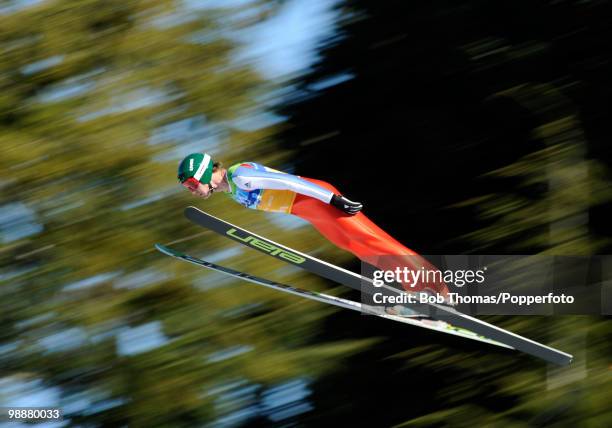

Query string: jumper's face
209 169 226 190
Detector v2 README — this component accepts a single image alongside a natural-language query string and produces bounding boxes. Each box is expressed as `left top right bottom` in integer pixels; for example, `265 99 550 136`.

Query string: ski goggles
181 177 201 191
182 177 214 196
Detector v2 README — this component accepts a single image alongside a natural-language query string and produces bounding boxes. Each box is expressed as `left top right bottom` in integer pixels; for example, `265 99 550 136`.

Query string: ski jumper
225 162 448 297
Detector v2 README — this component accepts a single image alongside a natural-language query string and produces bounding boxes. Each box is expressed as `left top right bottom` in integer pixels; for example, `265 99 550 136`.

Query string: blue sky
188 0 341 79
239 0 341 79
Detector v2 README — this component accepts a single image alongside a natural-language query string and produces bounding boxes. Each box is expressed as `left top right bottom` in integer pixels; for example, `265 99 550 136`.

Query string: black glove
330 194 363 215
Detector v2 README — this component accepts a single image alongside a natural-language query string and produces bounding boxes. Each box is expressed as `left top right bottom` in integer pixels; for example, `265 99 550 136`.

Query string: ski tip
184 206 199 216
155 243 176 257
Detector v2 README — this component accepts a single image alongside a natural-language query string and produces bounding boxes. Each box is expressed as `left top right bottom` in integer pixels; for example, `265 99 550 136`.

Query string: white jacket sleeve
232 166 334 204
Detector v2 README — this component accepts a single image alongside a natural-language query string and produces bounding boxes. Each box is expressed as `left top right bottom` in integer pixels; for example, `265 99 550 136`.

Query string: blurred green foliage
0 0 364 425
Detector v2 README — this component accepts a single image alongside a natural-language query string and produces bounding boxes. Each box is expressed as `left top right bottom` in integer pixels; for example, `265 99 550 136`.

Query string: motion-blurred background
1 0 611 426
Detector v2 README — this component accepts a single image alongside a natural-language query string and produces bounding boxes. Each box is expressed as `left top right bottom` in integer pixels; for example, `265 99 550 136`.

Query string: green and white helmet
177 153 214 184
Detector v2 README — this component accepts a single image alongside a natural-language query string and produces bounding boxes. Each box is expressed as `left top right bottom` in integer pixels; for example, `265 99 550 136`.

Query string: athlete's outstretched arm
232 166 333 202
232 166 362 214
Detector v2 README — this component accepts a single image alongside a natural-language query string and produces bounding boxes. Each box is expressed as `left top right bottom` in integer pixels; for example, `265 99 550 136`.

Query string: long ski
155 243 512 349
184 206 573 366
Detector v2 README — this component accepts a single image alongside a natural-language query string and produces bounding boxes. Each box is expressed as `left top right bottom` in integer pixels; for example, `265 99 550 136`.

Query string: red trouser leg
290 178 448 297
